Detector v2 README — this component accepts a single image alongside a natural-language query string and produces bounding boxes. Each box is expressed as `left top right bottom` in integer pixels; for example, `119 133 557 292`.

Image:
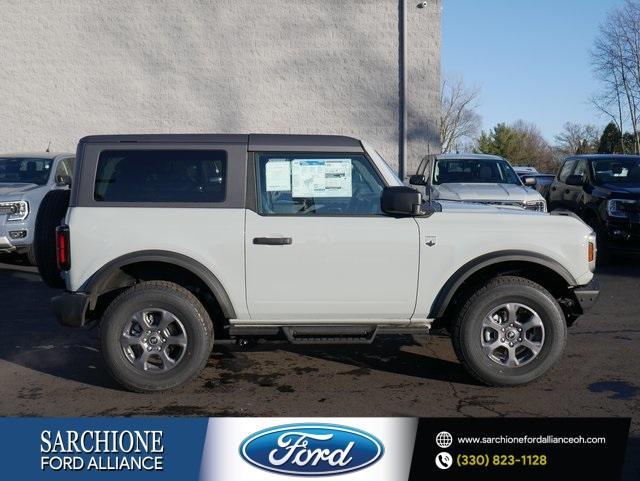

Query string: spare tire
34 190 70 288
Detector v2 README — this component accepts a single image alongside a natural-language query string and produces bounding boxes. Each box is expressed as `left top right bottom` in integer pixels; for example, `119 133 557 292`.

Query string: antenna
45 141 51 153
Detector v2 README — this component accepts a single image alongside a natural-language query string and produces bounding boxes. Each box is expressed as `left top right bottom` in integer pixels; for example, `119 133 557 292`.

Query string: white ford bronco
37 134 599 392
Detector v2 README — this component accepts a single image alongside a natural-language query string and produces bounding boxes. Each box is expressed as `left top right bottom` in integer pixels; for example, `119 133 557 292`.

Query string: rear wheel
33 190 70 287
100 281 214 393
452 276 567 386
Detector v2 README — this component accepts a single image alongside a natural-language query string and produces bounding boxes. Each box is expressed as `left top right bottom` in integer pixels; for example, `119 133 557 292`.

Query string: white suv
37 134 598 392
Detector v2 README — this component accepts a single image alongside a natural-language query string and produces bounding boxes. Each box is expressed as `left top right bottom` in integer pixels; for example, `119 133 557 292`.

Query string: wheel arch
81 250 236 320
429 250 577 321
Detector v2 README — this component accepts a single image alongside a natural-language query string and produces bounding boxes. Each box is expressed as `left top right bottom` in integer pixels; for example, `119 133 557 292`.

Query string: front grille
479 201 524 208
524 201 546 212
620 201 640 213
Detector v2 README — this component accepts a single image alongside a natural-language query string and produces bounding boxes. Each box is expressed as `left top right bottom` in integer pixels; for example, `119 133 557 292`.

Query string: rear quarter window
94 150 227 203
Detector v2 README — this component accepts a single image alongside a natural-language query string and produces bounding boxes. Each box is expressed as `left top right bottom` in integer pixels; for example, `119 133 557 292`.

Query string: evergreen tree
597 122 623 153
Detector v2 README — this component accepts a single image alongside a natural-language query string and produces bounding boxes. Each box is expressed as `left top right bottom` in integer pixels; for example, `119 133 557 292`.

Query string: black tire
23 246 37 266
34 190 70 288
101 281 214 393
452 276 567 387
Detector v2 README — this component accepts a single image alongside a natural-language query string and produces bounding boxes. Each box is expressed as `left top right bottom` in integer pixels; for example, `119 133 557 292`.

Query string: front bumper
51 292 90 327
573 280 600 313
0 235 16 253
0 217 32 253
603 215 640 251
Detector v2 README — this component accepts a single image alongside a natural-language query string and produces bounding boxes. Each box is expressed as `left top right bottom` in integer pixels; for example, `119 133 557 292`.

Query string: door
565 159 587 212
245 152 420 321
549 159 575 211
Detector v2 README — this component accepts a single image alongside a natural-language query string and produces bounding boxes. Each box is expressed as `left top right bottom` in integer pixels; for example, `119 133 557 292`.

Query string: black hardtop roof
79 133 363 152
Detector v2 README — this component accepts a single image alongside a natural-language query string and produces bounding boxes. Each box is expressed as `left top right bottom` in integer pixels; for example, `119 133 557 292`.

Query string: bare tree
591 0 640 153
554 122 600 154
439 77 481 153
511 120 556 172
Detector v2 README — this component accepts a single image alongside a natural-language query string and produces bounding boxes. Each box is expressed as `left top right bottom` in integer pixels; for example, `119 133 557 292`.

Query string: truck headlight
524 200 547 212
0 200 29 221
607 199 636 218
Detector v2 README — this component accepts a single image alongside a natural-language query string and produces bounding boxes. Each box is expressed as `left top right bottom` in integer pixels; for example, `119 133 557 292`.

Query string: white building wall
0 0 440 173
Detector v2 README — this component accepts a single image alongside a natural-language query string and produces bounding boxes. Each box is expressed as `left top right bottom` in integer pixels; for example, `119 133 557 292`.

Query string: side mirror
523 176 537 186
565 174 585 187
381 186 423 216
409 174 427 186
55 174 71 187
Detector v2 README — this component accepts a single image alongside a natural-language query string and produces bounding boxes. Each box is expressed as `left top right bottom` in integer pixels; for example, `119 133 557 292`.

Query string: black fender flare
80 250 236 319
428 250 578 319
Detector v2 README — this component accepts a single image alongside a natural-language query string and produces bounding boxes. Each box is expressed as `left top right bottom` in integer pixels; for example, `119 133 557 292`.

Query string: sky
442 0 624 142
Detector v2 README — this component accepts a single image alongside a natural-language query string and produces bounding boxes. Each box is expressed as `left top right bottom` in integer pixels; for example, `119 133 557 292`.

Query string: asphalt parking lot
0 257 638 478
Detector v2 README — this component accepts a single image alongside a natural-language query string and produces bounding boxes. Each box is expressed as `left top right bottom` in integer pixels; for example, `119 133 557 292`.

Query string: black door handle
253 237 292 245
565 190 570 194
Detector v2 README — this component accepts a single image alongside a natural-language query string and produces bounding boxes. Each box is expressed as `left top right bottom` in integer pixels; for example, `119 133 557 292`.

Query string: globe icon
435 431 453 449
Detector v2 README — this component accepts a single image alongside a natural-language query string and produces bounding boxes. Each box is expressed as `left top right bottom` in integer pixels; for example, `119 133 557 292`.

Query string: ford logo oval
239 423 384 476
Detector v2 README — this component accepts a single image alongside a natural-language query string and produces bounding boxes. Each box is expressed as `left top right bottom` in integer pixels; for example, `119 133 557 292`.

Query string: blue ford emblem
239 423 384 476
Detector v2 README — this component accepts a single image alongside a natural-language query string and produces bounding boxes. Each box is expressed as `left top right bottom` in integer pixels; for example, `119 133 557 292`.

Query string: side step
229 325 429 345
283 326 377 344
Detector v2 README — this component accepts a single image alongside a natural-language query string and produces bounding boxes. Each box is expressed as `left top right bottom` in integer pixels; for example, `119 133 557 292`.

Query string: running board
228 325 429 345
284 326 377 344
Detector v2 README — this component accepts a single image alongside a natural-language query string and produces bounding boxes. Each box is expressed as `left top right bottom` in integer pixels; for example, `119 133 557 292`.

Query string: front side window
95 150 227 203
432 158 521 185
0 157 52 185
558 160 576 183
256 153 385 215
55 157 75 179
573 159 588 179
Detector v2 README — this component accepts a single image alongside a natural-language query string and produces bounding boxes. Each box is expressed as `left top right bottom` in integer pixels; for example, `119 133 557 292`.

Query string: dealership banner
0 417 629 480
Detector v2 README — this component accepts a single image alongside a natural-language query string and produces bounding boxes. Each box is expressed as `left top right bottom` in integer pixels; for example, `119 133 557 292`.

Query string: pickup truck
0 152 74 264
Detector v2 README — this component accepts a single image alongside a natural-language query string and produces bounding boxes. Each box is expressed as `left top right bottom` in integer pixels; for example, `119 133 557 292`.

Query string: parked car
547 154 640 254
0 152 74 264
410 153 547 212
37 134 597 392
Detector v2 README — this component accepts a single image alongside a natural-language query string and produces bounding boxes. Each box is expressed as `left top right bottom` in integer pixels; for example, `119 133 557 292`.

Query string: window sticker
291 159 352 197
265 159 291 192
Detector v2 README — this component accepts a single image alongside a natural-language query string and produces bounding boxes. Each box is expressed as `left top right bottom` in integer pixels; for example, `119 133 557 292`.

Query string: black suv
548 154 640 253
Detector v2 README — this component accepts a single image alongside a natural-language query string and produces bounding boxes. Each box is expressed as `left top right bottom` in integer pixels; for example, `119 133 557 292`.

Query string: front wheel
452 276 567 386
101 281 214 393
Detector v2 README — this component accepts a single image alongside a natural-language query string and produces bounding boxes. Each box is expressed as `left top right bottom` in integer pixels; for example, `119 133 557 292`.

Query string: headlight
607 199 636 218
524 200 547 212
0 200 29 221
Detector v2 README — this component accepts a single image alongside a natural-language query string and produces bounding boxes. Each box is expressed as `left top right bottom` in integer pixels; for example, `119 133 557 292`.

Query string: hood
432 183 536 202
597 183 640 197
436 200 543 216
0 182 42 197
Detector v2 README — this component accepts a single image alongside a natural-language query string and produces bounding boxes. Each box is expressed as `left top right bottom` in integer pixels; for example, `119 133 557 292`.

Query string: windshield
592 158 640 185
0 157 52 185
432 158 521 185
